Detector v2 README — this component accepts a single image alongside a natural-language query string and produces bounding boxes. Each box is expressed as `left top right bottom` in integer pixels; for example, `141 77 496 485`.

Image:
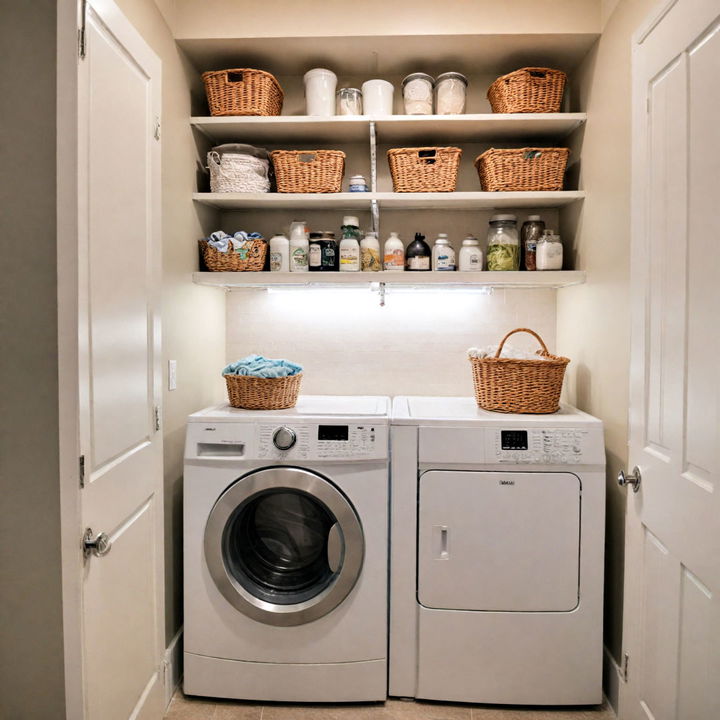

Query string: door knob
83 528 112 558
618 466 642 493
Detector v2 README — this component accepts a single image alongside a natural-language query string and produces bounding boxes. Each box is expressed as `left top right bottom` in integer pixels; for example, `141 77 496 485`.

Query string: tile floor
165 691 615 720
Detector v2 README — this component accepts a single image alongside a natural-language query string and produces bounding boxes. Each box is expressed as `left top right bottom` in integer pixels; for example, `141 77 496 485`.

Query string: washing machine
389 396 606 706
183 395 390 702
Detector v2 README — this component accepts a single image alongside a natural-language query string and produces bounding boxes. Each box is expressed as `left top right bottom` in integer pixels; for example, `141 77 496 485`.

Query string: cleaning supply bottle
289 221 309 272
459 235 483 271
406 232 431 271
432 233 456 271
269 234 289 272
383 232 405 271
339 216 361 272
360 232 381 271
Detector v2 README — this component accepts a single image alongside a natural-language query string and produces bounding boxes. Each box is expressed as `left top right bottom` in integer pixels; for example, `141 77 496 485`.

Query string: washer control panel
494 428 592 464
258 423 386 461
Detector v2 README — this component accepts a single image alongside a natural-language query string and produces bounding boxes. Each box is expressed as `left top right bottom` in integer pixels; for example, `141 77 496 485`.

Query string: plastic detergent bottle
339 216 361 272
432 233 456 271
383 232 405 271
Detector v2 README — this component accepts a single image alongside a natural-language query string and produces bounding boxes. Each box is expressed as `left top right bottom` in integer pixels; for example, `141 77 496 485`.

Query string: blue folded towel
207 230 263 253
222 354 303 378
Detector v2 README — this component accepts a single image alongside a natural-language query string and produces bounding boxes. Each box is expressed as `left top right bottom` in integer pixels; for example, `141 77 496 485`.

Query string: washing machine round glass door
204 466 364 626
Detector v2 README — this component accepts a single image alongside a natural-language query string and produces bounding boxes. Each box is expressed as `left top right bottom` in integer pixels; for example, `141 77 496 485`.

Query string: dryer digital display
501 430 528 450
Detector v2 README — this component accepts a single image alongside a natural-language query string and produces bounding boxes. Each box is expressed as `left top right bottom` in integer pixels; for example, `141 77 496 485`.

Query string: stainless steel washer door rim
204 466 364 626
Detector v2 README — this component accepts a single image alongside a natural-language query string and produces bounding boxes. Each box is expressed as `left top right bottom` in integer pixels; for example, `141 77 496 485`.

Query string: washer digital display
318 425 349 441
501 430 528 450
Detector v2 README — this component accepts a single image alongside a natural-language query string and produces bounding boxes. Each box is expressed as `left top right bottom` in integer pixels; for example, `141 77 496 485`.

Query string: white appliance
389 396 606 706
183 396 390 702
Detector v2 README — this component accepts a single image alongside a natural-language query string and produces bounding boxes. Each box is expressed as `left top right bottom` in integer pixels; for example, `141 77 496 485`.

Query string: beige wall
0 2 66 718
227 289 558 397
114 0 226 644
172 0 600 38
557 0 658 664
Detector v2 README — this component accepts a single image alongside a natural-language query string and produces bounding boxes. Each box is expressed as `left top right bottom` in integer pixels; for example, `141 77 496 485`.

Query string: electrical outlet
168 360 177 391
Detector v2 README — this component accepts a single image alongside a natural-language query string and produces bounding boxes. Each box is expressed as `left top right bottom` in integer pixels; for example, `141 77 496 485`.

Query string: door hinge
153 116 161 141
622 652 630 682
154 405 161 432
78 0 87 59
79 455 86 489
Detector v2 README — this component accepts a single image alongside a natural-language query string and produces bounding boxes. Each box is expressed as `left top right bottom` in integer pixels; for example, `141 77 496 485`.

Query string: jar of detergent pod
402 73 434 115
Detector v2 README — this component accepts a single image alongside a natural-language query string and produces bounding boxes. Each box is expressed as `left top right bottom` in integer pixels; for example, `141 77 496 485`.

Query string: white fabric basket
208 144 270 193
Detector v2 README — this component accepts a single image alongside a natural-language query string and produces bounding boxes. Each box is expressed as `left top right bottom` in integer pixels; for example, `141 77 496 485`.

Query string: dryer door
204 466 364 626
418 470 580 612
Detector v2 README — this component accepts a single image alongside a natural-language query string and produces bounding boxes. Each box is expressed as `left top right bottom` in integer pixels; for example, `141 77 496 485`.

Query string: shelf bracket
378 281 386 307
369 121 380 237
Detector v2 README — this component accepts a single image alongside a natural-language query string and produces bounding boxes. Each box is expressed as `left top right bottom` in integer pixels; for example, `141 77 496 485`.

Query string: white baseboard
603 645 623 716
163 627 183 709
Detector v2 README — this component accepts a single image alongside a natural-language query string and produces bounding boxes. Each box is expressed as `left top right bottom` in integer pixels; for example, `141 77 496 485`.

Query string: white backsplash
226 287 557 397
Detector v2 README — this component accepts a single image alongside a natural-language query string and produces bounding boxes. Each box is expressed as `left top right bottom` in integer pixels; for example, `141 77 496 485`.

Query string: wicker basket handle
226 70 246 84
298 152 317 163
494 327 550 358
417 149 437 165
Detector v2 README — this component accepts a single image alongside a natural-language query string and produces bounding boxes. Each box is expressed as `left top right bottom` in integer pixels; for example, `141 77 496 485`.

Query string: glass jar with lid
435 72 468 114
486 215 519 271
336 87 363 116
401 73 434 115
536 229 563 270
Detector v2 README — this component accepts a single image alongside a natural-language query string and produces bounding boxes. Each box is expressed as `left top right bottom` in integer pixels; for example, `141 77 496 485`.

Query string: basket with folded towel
222 354 303 409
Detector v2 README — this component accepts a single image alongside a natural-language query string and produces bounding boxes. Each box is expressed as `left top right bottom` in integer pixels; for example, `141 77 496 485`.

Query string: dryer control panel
493 428 592 464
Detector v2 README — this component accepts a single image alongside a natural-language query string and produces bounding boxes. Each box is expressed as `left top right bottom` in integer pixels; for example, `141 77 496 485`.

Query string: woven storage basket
469 328 570 414
202 68 283 117
487 67 567 113
270 150 345 193
387 147 462 192
224 373 302 410
198 238 267 272
208 144 270 193
475 147 569 192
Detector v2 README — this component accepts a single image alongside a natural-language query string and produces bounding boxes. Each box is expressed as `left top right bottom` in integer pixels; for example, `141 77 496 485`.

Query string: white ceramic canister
402 73 434 115
435 72 468 114
269 234 290 272
362 79 394 116
304 68 337 116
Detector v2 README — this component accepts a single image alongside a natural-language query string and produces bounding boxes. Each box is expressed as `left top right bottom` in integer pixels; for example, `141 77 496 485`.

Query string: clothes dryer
390 396 605 705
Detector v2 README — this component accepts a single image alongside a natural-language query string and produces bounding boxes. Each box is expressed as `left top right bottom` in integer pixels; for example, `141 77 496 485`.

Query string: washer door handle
327 522 343 573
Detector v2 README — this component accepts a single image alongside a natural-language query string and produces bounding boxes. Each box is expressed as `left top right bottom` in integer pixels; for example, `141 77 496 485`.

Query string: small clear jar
435 72 468 114
536 229 563 270
336 87 363 116
402 73 434 115
486 214 519 271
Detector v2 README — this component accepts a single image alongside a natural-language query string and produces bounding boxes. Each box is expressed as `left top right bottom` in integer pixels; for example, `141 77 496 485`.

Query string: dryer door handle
327 523 344 573
433 525 450 560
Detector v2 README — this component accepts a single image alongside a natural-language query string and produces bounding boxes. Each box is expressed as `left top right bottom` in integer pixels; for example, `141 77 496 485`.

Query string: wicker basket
487 67 567 114
199 238 267 272
270 150 345 193
469 328 570 414
475 147 569 192
387 147 462 192
224 373 302 410
202 68 283 117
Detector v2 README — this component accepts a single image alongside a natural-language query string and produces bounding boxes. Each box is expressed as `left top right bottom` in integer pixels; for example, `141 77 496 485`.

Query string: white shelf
190 113 586 144
192 270 586 290
192 191 585 211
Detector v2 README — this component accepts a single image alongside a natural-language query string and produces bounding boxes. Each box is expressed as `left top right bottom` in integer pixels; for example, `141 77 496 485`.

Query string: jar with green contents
486 214 519 271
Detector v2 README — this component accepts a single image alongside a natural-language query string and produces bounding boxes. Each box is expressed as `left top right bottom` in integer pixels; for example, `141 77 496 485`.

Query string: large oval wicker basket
224 373 302 410
469 328 569 414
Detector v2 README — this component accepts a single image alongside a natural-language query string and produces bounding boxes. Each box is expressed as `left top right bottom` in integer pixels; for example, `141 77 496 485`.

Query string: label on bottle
435 252 456 271
361 247 381 271
468 252 481 269
269 252 283 272
309 244 322 267
384 249 404 269
408 256 430 270
291 247 308 270
339 247 360 269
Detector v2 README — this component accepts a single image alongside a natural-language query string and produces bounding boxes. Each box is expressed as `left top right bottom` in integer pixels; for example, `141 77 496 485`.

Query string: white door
77 1 164 718
620 1 720 718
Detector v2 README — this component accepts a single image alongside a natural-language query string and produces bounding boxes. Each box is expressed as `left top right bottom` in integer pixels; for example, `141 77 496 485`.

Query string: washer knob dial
273 426 297 451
